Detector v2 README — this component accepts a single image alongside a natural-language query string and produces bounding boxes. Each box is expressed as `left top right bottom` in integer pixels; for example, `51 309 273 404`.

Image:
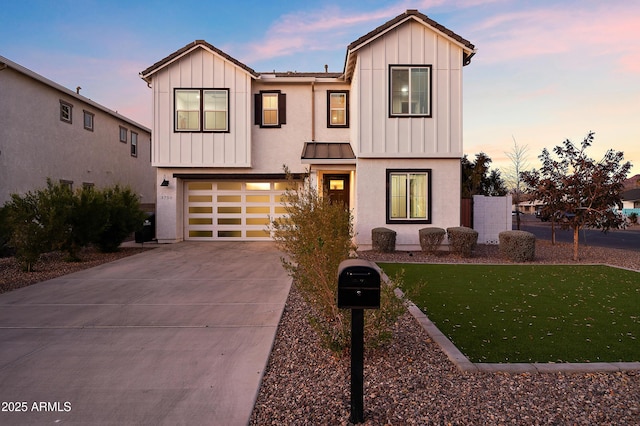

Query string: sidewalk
0 241 291 425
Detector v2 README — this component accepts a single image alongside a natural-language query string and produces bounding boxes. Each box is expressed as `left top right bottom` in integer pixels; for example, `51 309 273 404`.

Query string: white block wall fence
473 195 512 244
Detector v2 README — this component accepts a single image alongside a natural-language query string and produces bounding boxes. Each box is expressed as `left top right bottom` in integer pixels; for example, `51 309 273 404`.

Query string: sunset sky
2 0 638 178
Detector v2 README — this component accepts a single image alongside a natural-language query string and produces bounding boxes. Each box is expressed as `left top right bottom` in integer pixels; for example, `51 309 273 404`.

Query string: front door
323 174 350 209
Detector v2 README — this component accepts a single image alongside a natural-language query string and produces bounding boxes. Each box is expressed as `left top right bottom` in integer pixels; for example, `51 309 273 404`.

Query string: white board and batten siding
354 20 464 158
152 48 253 168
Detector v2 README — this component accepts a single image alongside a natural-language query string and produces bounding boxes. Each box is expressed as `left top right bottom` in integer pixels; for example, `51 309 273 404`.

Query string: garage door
185 181 289 240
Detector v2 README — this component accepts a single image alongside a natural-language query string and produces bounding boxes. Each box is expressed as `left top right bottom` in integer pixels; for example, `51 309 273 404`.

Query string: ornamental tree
521 132 632 260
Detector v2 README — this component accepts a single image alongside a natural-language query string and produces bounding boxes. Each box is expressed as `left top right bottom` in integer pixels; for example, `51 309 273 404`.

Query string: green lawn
378 263 640 363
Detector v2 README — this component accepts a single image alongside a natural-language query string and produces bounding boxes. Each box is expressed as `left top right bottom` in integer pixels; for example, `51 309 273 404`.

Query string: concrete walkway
0 242 291 425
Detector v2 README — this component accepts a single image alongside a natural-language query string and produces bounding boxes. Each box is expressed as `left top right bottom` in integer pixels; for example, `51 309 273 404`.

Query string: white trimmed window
60 100 72 123
389 65 432 117
83 110 94 131
327 91 348 127
131 131 138 157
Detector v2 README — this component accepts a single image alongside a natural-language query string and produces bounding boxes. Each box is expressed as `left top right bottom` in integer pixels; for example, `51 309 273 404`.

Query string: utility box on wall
473 194 512 244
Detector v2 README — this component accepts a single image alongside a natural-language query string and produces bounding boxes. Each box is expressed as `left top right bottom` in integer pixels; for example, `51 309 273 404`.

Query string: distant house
140 9 476 249
0 55 155 210
622 188 640 213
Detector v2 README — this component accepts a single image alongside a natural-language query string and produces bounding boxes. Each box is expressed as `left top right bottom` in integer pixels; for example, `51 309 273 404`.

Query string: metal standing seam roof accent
301 142 356 160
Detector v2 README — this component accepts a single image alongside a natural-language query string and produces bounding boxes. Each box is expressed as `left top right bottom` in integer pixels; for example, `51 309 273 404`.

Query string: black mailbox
337 259 380 309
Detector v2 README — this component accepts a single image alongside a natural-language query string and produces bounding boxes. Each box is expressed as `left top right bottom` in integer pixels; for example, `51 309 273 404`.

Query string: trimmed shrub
446 226 478 257
372 227 396 252
629 212 638 225
499 230 536 262
419 227 445 253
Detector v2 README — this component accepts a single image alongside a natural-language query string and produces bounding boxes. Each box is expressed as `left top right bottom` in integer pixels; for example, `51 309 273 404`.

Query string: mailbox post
337 259 381 424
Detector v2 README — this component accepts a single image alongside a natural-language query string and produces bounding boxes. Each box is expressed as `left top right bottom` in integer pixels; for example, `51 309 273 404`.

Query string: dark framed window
83 110 94 131
386 169 431 224
119 126 128 143
131 131 138 157
254 90 286 128
59 179 73 190
327 91 349 127
389 65 432 117
60 100 73 123
174 88 229 132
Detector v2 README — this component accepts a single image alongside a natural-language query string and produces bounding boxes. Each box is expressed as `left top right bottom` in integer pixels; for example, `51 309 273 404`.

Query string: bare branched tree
504 137 530 230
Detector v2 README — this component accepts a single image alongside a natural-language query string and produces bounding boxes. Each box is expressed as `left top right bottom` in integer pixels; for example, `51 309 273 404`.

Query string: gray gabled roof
140 40 259 82
622 188 640 201
344 9 476 79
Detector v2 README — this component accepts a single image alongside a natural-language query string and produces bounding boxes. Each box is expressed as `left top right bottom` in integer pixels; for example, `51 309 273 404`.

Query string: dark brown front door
324 174 350 209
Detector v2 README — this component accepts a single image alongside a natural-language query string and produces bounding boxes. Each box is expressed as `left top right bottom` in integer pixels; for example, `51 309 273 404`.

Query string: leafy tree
521 132 631 260
461 152 507 197
64 186 108 260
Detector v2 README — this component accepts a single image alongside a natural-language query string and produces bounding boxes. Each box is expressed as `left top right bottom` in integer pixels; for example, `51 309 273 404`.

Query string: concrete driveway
0 242 291 425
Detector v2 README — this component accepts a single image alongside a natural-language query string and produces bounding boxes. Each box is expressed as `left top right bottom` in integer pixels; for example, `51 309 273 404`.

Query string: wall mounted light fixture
160 178 169 187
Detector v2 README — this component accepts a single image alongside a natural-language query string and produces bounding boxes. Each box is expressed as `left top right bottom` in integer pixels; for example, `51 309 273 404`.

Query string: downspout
311 81 315 141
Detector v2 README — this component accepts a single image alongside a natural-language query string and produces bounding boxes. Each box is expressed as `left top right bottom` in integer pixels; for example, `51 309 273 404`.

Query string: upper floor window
60 100 72 123
389 65 432 117
131 132 138 157
386 169 431 224
119 126 128 143
327 91 349 127
174 88 229 132
83 110 94 131
254 91 286 128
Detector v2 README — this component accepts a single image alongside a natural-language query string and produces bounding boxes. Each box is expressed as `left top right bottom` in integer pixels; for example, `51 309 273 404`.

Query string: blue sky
2 0 638 177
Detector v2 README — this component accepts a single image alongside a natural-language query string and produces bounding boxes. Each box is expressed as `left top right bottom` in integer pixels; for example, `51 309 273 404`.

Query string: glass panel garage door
186 181 289 240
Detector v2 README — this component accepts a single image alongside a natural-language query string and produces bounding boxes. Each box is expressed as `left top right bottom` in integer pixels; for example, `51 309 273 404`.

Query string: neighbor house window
386 169 431 223
131 132 138 157
389 65 432 117
83 110 94 131
254 91 286 127
119 126 128 143
327 91 349 127
60 100 73 123
175 88 229 132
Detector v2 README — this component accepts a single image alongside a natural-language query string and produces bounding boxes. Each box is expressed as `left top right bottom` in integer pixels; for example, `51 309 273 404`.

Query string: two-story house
0 55 155 210
140 9 475 249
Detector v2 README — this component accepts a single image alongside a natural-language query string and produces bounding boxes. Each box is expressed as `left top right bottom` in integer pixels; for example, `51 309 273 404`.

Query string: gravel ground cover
250 240 640 425
0 246 150 294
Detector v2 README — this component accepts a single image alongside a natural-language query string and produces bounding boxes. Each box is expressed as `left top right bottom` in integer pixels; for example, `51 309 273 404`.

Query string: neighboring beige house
140 9 475 249
0 55 155 210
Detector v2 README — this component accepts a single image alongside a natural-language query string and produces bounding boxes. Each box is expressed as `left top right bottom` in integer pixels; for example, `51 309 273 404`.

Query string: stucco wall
355 158 461 250
0 64 154 207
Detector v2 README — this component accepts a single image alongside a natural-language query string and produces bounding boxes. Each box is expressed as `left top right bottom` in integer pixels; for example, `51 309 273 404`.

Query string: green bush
94 185 145 253
0 205 13 257
2 181 145 269
418 227 445 253
270 170 404 352
629 212 638 225
3 191 49 271
446 226 478 257
499 230 536 262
